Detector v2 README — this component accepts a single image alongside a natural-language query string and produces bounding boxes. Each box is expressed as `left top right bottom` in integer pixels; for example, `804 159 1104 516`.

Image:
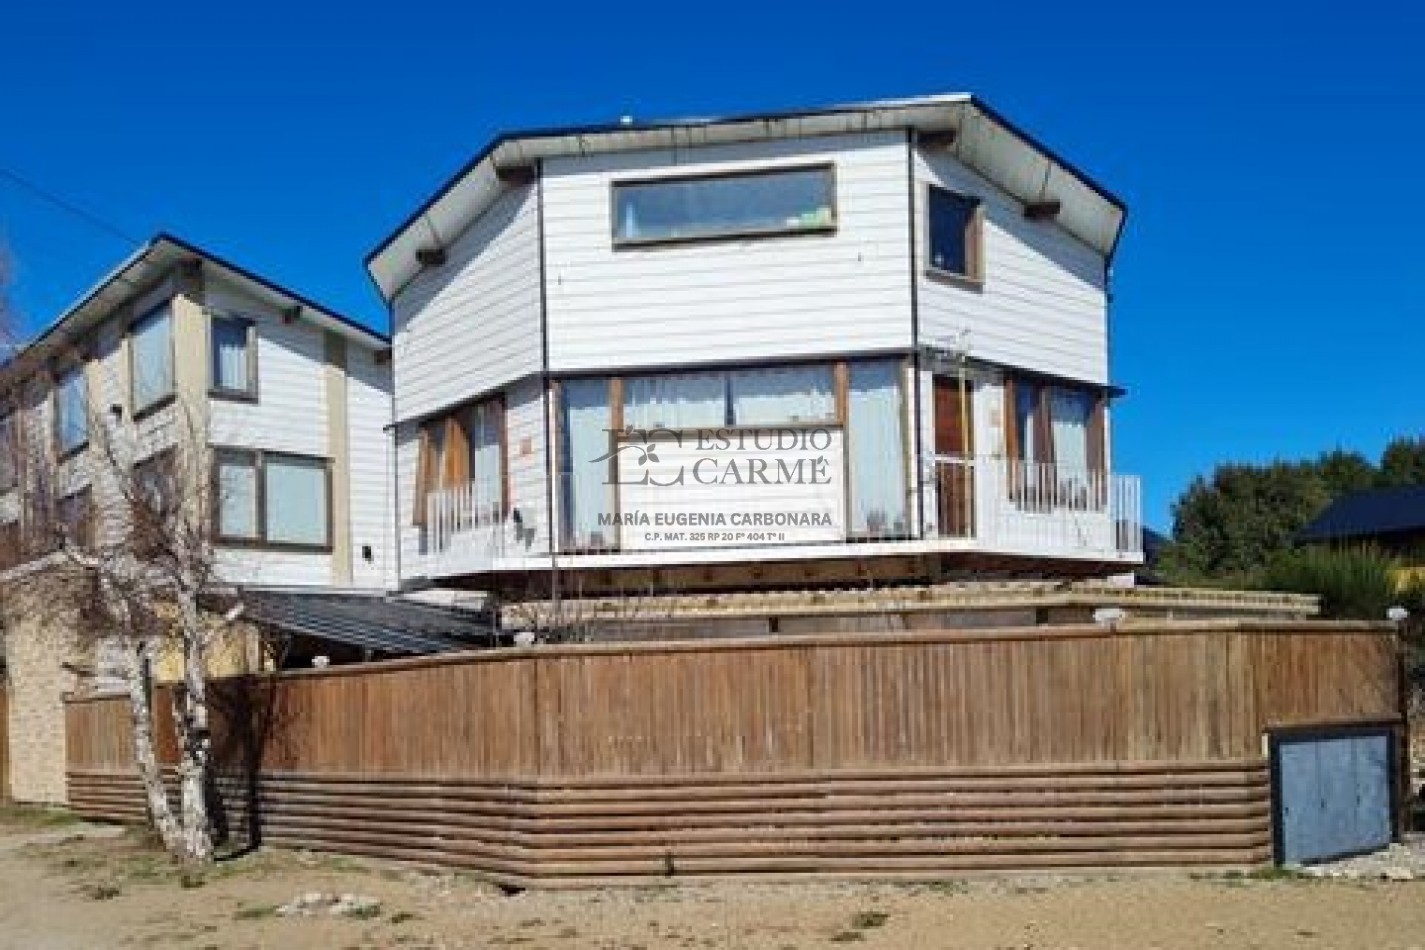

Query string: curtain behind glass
1050 389 1093 473
217 455 258 539
265 457 328 545
729 365 836 425
562 379 614 548
1014 382 1043 463
211 318 251 393
469 402 503 517
131 307 173 410
847 361 908 536
623 373 725 430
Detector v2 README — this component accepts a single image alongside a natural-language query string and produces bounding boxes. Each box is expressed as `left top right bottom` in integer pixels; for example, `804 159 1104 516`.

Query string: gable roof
1296 485 1425 543
365 93 1128 302
3 233 386 383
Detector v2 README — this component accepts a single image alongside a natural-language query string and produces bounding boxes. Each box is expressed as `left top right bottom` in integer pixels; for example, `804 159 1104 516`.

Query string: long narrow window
54 365 89 457
130 304 174 413
55 488 93 549
847 361 908 537
613 165 836 246
210 315 256 398
216 449 260 541
0 410 16 492
560 379 614 549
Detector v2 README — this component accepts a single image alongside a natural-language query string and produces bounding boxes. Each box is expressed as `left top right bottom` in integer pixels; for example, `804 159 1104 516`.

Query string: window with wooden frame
1003 375 1106 508
129 303 175 416
926 185 984 282
0 407 17 492
55 487 94 550
53 362 89 458
209 314 258 400
131 449 180 555
213 448 331 551
412 396 508 528
0 518 19 569
612 164 837 247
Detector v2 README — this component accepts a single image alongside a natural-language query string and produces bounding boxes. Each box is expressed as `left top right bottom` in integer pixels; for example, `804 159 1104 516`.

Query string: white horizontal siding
206 277 329 457
394 420 423 577
916 149 1109 385
346 346 394 590
503 377 549 558
392 184 542 421
214 548 333 587
543 132 912 373
204 276 334 587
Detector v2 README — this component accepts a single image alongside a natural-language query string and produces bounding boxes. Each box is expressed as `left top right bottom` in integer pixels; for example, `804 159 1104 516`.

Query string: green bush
1258 546 1403 620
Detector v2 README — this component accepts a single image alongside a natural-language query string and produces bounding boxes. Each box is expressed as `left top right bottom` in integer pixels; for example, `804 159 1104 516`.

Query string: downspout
536 160 559 620
906 128 925 541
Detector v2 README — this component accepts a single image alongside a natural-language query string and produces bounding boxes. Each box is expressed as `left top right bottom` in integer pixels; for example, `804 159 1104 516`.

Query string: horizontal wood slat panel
64 621 1398 885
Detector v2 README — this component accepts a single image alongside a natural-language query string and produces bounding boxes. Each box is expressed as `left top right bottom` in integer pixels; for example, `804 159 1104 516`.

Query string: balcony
421 456 1142 578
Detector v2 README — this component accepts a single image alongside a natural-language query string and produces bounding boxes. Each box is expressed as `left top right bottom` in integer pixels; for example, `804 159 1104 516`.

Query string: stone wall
3 598 83 805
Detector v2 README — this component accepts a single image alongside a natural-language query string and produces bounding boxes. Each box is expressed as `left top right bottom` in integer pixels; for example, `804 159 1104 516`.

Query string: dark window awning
241 590 496 656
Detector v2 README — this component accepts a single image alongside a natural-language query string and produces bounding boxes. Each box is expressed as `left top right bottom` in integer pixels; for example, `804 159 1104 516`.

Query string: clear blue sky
1 0 1420 530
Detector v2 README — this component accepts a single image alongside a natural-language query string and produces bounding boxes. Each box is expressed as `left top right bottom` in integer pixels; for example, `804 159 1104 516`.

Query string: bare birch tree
0 277 243 863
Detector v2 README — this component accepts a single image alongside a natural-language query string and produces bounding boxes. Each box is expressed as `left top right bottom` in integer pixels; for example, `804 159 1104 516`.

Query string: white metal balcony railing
932 455 1143 557
425 456 1143 564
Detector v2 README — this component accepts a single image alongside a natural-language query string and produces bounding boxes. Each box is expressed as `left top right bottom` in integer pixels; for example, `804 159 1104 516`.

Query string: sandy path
1 820 1423 949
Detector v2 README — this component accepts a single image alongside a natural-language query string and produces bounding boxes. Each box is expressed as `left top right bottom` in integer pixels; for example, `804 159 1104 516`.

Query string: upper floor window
130 304 174 415
0 410 16 492
926 186 984 282
612 165 836 246
210 315 257 399
54 365 89 457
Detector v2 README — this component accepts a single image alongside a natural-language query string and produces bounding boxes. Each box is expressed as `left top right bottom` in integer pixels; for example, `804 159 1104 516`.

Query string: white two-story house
368 93 1142 595
0 233 393 590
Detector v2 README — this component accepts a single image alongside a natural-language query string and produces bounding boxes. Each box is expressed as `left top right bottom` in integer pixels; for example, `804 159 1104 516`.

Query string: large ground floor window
558 359 909 551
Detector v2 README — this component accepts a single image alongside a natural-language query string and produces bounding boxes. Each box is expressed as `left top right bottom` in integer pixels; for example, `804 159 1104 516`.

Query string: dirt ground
1 810 1424 950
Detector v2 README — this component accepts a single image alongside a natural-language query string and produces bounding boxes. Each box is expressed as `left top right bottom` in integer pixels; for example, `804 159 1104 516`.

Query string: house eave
365 93 1128 303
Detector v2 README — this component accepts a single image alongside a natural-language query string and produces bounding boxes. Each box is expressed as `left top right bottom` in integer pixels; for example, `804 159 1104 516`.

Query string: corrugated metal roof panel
243 590 496 656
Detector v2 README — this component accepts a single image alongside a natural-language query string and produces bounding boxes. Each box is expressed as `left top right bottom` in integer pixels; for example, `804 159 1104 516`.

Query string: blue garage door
1275 729 1394 864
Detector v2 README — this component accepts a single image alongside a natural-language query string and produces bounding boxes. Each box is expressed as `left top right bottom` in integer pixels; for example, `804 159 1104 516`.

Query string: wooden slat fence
64 620 1402 886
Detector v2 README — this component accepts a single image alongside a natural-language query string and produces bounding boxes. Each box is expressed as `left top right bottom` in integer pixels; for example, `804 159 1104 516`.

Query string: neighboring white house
0 233 394 590
368 93 1142 594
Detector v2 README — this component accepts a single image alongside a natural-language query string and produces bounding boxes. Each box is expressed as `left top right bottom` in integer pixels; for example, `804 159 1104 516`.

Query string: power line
0 164 143 248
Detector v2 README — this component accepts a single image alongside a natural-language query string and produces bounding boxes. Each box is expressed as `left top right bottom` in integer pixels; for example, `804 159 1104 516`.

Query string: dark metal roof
1296 485 1425 544
243 590 495 656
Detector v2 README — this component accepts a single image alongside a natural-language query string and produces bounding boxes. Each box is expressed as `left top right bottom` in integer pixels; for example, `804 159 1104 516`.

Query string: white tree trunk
124 642 182 853
174 589 214 864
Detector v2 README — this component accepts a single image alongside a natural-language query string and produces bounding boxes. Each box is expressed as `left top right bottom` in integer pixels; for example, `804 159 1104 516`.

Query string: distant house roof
1296 485 1425 544
366 93 1128 302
